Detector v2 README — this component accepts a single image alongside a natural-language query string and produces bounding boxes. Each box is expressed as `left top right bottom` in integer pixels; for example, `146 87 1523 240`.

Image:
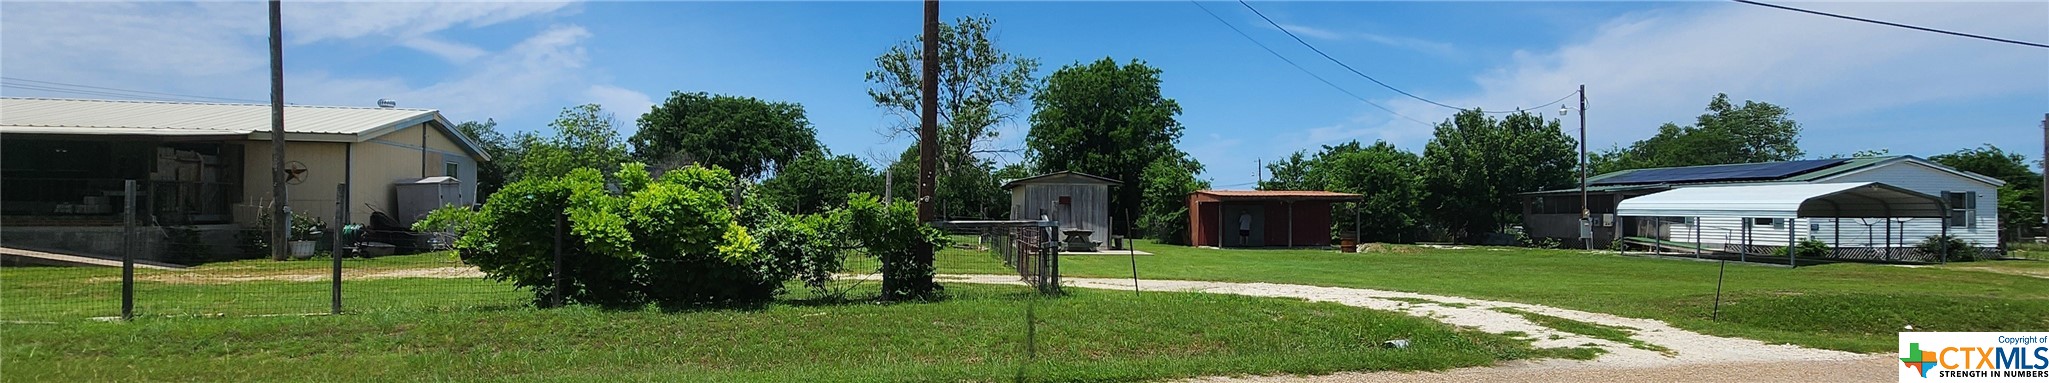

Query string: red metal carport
1187 190 1362 248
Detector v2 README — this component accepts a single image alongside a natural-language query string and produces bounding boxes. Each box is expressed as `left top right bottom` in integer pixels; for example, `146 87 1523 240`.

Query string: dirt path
934 274 1884 382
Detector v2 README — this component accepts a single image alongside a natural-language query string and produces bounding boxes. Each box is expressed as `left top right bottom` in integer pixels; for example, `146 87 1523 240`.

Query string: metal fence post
122 180 136 320
332 183 346 315
551 211 565 308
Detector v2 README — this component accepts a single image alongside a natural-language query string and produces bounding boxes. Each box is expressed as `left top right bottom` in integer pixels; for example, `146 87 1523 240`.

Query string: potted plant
288 214 326 259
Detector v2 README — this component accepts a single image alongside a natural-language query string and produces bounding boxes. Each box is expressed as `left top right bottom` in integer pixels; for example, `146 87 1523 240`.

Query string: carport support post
1787 218 1797 268
121 180 135 320
1741 219 1749 263
1692 217 1701 258
1832 218 1841 259
1940 214 1949 264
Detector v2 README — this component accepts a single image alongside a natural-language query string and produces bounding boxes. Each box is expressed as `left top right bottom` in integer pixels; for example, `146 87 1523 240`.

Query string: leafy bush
754 211 850 296
1916 235 1978 262
841 193 946 300
1775 238 1831 258
456 162 774 309
411 204 482 236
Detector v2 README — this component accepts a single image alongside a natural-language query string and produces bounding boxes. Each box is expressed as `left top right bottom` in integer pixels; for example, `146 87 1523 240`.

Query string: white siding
1655 160 1999 248
1822 161 1999 246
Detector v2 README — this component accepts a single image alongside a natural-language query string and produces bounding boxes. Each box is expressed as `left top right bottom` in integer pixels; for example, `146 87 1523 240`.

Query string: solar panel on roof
1590 159 1845 186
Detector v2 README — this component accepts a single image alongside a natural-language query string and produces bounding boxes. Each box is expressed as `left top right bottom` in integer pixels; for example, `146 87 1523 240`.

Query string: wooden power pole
917 0 940 223
268 0 289 261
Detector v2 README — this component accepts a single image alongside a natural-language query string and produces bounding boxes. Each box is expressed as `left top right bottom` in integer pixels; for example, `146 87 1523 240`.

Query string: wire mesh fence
1 181 519 322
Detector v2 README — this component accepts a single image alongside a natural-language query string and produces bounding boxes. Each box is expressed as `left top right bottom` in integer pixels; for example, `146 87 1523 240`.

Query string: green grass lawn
1023 241 2049 353
3 251 1580 382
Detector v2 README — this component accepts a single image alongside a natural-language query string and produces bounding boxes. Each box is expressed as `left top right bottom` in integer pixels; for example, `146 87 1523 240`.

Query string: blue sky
4 1 2045 188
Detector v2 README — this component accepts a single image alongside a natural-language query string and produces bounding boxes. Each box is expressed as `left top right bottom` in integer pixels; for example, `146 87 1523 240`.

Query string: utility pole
1255 158 1262 187
916 0 940 223
1577 85 1590 250
268 0 289 261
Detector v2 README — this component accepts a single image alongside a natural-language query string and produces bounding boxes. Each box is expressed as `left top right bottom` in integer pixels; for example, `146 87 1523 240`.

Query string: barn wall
1259 201 1333 247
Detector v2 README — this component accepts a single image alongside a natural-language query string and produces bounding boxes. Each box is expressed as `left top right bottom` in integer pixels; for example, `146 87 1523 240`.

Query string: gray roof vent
376 98 397 108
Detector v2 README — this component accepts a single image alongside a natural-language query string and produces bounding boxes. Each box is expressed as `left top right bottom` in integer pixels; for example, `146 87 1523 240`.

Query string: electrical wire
1 77 266 103
1191 1 1433 126
1731 0 2048 49
0 83 198 103
1236 1 1584 113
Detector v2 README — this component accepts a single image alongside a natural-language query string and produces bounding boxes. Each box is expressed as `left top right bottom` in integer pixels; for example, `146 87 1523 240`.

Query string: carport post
1740 219 1749 263
1940 214 1949 265
1286 201 1294 248
1832 218 1841 258
1692 217 1701 258
1788 218 1797 268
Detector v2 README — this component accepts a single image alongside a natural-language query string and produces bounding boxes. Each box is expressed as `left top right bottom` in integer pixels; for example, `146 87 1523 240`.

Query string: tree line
452 16 2041 248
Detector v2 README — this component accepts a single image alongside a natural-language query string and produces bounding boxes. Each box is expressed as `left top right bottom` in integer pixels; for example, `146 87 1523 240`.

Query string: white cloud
400 37 490 64
584 84 656 123
1343 2 2049 154
1 2 620 128
1274 23 1458 57
281 2 574 44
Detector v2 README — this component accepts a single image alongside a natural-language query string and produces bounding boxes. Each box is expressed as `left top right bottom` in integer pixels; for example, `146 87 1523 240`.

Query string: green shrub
1775 238 1830 258
841 193 946 300
1916 235 1978 262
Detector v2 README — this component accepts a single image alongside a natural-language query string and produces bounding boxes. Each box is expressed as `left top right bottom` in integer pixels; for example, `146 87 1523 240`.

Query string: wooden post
332 183 345 314
121 180 136 320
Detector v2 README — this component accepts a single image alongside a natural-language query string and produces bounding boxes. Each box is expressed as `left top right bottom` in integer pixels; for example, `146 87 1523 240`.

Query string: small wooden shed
1004 171 1120 246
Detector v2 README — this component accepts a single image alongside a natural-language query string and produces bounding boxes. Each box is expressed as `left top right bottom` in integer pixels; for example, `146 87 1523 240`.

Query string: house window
1943 191 1976 228
445 162 459 178
1752 218 1775 227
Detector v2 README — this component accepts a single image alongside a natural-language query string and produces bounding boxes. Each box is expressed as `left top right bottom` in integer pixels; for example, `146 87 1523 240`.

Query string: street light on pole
1559 85 1588 250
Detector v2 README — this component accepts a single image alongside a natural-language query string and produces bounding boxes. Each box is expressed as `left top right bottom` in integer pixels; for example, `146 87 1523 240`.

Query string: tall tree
1025 58 1189 234
1321 140 1424 243
884 144 1009 219
453 119 517 200
1138 156 1208 244
867 15 1038 185
867 15 1036 221
1930 144 2041 243
515 104 630 180
631 91 819 180
757 151 882 215
1592 93 1803 173
1257 152 1316 191
1422 110 1578 241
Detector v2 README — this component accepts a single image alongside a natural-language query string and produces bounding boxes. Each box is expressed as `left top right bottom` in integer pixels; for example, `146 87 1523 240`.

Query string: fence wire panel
0 248 122 322
934 220 1060 295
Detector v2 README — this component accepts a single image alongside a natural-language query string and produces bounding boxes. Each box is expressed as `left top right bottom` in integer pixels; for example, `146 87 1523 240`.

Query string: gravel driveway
934 274 1885 382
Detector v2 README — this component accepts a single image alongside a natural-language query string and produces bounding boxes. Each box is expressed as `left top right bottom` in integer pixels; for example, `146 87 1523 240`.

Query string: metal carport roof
1615 182 1947 218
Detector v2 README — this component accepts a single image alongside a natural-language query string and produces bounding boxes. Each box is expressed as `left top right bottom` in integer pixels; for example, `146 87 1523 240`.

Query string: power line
0 76 266 103
0 82 197 103
1235 1 1584 114
1732 0 2049 49
1191 1 1433 126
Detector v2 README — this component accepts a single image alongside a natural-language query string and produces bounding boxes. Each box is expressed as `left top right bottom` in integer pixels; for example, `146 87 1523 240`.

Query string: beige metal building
1 97 490 260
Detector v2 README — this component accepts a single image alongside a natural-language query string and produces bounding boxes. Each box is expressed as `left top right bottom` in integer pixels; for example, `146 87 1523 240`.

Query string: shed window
1943 191 1976 228
445 161 460 178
